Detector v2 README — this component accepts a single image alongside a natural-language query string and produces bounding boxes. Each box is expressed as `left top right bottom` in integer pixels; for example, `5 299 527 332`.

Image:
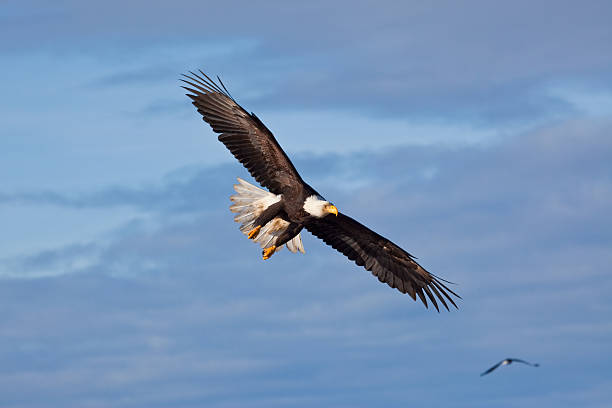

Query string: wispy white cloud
4 1 612 123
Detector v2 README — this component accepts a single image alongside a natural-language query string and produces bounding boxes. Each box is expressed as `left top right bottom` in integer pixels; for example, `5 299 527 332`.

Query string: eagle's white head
303 195 338 218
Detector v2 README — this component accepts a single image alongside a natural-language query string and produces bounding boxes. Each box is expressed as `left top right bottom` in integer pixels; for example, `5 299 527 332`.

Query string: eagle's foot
262 245 277 260
247 225 262 240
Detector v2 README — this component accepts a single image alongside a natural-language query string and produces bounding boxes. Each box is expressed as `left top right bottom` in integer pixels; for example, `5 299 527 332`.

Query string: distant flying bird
181 70 460 311
480 358 540 376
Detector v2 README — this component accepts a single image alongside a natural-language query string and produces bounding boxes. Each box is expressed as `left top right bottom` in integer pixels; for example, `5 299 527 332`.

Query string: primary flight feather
181 70 460 311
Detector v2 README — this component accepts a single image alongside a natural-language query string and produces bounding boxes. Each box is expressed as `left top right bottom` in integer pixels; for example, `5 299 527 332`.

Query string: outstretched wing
480 361 504 376
181 71 303 195
305 213 460 311
510 358 539 367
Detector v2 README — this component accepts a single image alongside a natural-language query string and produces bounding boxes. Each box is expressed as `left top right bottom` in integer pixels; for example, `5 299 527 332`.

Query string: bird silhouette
480 358 540 376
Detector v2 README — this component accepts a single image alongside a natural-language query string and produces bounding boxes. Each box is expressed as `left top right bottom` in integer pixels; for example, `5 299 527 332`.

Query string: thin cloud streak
4 1 612 122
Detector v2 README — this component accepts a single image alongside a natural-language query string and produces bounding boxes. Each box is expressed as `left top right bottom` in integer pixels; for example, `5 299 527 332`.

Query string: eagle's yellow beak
327 205 338 216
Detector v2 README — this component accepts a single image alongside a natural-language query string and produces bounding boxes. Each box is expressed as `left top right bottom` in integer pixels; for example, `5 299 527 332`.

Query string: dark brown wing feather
305 213 460 311
181 71 303 194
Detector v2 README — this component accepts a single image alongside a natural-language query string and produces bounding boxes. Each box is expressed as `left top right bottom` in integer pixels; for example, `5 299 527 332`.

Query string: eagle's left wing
305 213 460 311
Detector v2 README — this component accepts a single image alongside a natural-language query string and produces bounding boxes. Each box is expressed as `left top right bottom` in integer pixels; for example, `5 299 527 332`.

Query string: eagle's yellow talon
262 245 277 260
247 225 262 239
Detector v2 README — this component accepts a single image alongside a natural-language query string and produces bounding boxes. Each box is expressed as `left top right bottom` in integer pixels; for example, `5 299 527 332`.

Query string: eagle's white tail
229 178 305 253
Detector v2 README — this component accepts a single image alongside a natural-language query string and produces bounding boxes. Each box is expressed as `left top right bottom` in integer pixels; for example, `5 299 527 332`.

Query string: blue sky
1 1 612 406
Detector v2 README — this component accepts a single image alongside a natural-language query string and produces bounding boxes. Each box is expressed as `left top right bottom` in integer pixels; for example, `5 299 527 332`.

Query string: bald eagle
181 70 460 311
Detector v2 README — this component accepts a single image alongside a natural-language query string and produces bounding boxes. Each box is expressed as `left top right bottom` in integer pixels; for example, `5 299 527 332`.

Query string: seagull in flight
480 358 540 376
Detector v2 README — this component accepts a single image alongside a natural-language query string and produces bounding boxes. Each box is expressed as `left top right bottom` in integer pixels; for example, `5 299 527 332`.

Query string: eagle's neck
303 195 330 218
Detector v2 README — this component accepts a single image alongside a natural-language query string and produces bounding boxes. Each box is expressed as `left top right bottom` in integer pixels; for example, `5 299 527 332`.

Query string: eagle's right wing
182 71 304 195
